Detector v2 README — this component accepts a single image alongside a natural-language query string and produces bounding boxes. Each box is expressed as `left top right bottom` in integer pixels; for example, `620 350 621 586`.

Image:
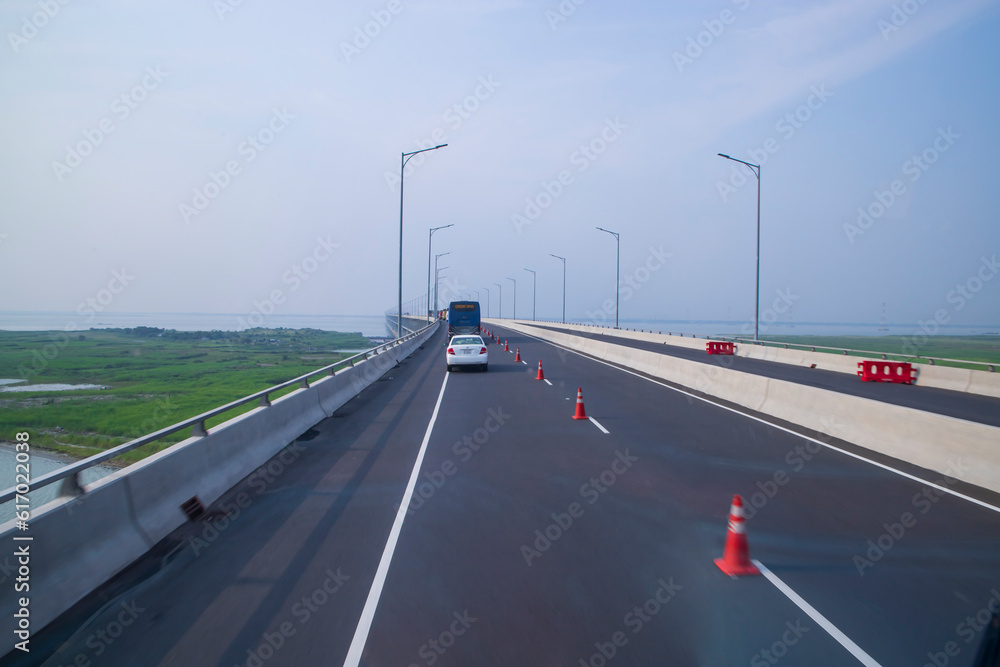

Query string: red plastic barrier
706 342 735 355
857 361 916 384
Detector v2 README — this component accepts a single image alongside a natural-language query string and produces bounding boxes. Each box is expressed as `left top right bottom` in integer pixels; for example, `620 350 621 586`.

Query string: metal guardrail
508 320 997 373
713 335 997 372
0 322 437 506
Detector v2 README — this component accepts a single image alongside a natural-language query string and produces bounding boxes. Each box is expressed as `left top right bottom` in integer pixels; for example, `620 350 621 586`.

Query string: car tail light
447 348 455 355
479 347 487 354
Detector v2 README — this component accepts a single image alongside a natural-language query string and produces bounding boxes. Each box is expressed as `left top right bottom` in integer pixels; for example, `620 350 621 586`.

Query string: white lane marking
589 416 610 434
755 560 883 667
544 379 552 386
521 361 527 365
343 372 450 666
514 329 1000 515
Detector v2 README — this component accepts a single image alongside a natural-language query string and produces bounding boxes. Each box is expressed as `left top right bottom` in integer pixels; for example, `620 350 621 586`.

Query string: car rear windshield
452 337 481 346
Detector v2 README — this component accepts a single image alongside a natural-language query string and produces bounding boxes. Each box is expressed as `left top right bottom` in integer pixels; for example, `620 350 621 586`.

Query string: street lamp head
718 153 731 159
434 144 448 149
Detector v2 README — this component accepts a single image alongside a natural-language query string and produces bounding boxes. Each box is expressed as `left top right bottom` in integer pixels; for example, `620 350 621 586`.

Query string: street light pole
596 227 620 329
434 252 450 315
523 268 536 321
398 143 447 338
483 287 490 318
550 254 566 324
718 153 761 342
435 265 449 316
493 282 502 319
507 277 517 320
427 224 454 324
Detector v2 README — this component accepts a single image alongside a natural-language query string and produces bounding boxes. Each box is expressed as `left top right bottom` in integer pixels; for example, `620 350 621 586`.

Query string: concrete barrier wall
496 320 1000 495
491 319 1000 399
0 323 438 651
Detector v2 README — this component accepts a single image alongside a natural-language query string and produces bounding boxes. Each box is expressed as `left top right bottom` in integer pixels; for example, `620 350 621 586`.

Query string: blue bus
448 301 481 336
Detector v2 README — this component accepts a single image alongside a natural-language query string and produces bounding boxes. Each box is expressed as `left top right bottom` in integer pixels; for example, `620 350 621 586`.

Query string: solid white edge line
343 372 450 667
544 379 552 386
755 560 883 667
513 328 1000 515
589 416 610 434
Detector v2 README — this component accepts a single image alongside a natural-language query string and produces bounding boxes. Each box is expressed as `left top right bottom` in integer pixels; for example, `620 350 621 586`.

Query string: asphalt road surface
10 324 1000 667
524 322 1000 428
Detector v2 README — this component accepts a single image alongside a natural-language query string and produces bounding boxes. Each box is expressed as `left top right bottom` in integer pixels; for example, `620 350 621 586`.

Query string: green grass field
757 335 1000 368
0 327 372 464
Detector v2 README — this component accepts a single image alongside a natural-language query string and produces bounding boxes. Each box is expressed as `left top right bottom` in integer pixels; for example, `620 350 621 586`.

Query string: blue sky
1 0 998 329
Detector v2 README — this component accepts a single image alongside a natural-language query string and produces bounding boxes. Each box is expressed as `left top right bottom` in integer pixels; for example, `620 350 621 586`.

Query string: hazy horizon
3 1 999 331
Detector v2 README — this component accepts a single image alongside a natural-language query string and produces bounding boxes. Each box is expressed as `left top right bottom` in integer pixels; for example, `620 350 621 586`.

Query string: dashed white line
512 328 1000 515
544 379 552 386
755 560 883 667
589 416 610 434
343 372 450 666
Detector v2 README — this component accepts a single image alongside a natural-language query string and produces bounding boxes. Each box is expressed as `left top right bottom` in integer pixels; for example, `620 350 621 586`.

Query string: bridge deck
14 325 1000 666
524 322 1000 428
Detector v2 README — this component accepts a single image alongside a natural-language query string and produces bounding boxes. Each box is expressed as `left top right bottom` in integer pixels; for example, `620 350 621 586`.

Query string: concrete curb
493 319 1000 495
496 320 1000 399
0 322 438 652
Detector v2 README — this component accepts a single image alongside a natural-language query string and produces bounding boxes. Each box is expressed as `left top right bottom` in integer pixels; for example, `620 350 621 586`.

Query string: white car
446 335 488 372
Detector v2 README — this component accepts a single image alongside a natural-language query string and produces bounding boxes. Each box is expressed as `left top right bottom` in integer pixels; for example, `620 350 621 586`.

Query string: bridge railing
508 319 996 373
0 321 437 505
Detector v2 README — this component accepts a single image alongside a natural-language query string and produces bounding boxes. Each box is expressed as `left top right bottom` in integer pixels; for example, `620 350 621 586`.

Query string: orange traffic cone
535 360 545 381
496 335 502 345
714 495 760 576
514 347 521 362
572 387 588 420
504 340 509 352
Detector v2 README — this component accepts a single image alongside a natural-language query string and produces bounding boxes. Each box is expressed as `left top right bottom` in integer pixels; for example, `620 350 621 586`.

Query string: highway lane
7 330 451 667
11 324 1000 666
353 324 1000 666
523 322 1000 428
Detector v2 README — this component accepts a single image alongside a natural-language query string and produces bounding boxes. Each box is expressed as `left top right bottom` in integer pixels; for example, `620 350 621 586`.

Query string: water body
0 382 107 393
0 445 116 525
598 319 999 338
0 311 392 337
